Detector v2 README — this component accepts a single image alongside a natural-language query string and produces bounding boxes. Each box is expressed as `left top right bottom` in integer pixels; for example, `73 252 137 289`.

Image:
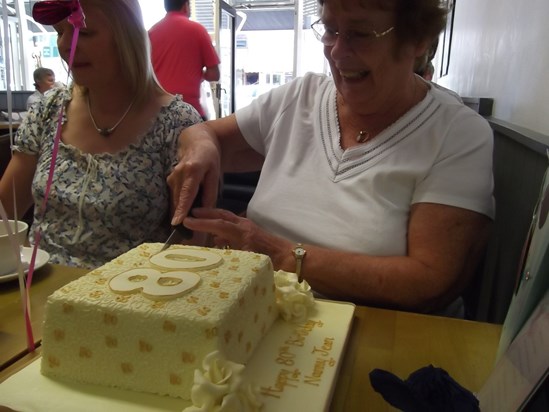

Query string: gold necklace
354 78 422 144
87 95 135 137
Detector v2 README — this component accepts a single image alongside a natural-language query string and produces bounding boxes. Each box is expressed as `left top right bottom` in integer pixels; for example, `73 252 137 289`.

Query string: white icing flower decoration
274 270 315 323
183 351 262 412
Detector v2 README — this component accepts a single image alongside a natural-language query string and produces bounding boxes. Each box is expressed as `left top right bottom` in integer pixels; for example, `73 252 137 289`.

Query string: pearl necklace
87 95 135 137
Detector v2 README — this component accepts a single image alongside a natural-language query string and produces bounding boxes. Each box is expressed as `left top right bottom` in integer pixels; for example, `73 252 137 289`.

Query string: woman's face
321 0 423 114
54 4 120 88
37 74 56 93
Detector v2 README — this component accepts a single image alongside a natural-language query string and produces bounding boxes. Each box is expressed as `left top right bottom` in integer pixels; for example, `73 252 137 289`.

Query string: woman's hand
168 115 261 226
183 207 294 268
167 123 222 225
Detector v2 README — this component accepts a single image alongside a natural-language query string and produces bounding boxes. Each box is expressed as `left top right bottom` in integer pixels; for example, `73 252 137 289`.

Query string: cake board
0 300 355 412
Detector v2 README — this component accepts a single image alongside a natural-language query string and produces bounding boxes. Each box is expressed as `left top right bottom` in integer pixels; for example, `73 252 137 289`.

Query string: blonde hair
75 0 163 104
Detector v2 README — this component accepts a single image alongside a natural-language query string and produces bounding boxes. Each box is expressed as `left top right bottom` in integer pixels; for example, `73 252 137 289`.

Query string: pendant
356 130 369 143
99 128 112 137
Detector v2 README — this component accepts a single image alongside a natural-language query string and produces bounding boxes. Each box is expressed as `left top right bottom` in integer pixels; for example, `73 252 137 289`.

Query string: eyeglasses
310 19 394 49
32 0 81 25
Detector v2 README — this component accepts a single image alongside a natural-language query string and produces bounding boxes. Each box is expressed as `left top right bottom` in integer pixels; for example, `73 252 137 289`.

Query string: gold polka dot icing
103 313 118 325
197 306 211 316
151 301 166 309
205 328 218 339
121 363 134 374
139 340 153 353
163 321 176 332
181 352 196 363
105 336 118 348
79 347 92 358
186 295 199 304
62 304 74 314
47 356 60 368
53 329 65 341
115 295 132 303
170 373 182 385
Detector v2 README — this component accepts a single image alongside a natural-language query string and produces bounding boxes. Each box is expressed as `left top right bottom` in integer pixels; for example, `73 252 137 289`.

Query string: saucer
0 247 50 283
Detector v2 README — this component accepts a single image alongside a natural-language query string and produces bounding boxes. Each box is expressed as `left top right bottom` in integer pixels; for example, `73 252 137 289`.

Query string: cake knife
161 187 202 251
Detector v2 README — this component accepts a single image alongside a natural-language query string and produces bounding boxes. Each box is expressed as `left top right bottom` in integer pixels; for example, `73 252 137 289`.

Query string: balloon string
24 24 82 353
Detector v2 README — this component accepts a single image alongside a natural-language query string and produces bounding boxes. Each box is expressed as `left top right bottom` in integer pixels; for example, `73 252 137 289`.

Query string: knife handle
190 186 203 210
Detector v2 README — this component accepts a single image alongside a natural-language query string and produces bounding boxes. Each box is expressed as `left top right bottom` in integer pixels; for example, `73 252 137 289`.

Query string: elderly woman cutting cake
169 0 494 317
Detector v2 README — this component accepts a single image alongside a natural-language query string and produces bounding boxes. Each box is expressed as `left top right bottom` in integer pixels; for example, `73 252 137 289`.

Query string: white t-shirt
26 90 44 110
236 72 494 257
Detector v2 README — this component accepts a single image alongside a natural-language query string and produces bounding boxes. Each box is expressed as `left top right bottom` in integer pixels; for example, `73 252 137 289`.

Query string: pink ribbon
23 1 86 352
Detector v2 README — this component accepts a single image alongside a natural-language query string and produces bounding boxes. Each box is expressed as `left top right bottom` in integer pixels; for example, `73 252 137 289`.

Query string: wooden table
331 306 501 410
0 264 502 411
0 121 21 133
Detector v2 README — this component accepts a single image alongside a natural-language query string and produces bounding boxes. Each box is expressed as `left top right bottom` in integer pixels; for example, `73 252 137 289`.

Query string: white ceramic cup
0 220 29 275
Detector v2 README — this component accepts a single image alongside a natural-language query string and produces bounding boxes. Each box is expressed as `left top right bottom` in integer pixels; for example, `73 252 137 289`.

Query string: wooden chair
219 171 260 215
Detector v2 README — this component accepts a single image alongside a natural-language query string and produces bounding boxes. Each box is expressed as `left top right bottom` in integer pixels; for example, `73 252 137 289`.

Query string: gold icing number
109 248 224 300
109 268 201 301
149 248 223 271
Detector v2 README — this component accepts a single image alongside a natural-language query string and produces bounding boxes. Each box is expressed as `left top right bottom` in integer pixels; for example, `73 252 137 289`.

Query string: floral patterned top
13 87 202 269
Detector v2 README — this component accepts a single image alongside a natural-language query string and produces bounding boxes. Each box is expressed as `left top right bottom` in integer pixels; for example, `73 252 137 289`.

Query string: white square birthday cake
40 243 280 401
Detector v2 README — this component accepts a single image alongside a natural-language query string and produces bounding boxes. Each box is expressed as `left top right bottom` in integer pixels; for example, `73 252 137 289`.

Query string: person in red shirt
149 0 220 119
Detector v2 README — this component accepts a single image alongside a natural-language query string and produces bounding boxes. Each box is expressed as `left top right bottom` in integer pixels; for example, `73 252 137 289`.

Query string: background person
149 0 221 120
168 0 495 317
414 38 438 80
26 67 56 109
0 0 202 269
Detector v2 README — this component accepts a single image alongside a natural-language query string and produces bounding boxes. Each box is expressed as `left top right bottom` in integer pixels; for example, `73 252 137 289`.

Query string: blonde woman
0 0 202 268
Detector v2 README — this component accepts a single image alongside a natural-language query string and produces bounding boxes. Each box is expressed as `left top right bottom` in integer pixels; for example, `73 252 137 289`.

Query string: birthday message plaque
245 299 355 411
0 300 355 412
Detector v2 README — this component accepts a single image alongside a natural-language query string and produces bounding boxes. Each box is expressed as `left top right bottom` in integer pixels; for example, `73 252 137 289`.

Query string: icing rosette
183 351 262 412
274 270 315 323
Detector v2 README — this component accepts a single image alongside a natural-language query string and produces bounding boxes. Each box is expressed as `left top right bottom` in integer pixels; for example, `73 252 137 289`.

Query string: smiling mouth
339 70 369 80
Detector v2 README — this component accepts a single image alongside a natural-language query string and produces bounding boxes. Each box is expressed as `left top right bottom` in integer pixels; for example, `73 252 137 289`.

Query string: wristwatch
292 243 307 282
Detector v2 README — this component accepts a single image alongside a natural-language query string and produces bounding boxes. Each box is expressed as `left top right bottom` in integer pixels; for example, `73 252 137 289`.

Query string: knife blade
161 187 203 251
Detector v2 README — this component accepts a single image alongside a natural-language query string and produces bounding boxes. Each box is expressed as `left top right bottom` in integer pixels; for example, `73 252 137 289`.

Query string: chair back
465 119 549 323
0 133 12 179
